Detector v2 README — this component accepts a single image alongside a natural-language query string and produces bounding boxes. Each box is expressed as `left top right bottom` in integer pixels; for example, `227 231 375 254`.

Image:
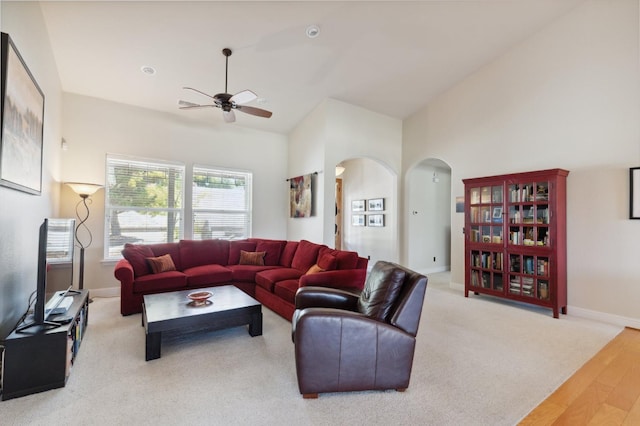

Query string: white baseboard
451 280 639 329
416 266 450 275
567 306 640 329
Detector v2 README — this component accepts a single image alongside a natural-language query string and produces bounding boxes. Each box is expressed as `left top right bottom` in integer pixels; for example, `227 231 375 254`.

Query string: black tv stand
1 290 89 400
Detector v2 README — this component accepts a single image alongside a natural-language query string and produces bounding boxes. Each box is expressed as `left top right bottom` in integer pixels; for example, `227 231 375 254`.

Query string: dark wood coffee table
142 285 262 361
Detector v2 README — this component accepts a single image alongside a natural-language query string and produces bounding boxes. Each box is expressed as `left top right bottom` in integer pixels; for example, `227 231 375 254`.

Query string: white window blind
46 218 75 263
192 166 252 240
105 155 185 259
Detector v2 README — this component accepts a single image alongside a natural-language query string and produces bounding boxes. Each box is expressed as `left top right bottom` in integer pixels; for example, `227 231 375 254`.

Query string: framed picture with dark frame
368 214 385 227
368 198 384 211
631 167 640 219
352 214 365 226
0 32 45 195
352 199 365 212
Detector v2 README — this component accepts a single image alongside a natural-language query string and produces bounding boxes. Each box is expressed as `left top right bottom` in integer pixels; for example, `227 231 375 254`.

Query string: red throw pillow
122 243 154 277
147 254 176 274
239 250 266 266
317 253 337 271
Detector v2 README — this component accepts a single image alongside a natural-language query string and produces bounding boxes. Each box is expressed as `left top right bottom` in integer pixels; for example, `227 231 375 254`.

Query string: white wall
288 98 402 259
406 160 451 274
60 93 288 292
341 158 396 267
403 0 640 323
0 2 63 337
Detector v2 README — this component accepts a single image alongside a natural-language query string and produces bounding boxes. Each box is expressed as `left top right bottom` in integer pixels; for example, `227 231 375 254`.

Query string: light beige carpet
0 273 622 425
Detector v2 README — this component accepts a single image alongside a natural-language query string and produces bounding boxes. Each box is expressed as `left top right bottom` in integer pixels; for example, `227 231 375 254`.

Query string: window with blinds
192 166 252 240
105 155 185 259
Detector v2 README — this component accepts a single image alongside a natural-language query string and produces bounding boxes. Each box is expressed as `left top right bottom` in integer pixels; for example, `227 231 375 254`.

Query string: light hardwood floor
519 327 640 425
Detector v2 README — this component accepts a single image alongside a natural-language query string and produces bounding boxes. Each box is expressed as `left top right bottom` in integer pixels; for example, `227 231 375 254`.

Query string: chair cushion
357 262 406 321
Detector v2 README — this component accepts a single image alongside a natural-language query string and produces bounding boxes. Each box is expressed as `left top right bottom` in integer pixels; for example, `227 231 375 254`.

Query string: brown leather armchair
292 260 428 398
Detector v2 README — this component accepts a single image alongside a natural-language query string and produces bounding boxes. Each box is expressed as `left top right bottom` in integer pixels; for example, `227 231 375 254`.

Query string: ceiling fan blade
223 110 236 123
183 87 216 99
230 90 257 105
178 100 215 109
236 105 272 118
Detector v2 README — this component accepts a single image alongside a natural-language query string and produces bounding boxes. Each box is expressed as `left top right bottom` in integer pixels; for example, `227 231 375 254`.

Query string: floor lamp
65 182 103 293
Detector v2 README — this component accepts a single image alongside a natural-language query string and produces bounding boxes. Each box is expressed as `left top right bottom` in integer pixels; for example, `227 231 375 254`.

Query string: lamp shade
65 182 103 197
335 166 345 176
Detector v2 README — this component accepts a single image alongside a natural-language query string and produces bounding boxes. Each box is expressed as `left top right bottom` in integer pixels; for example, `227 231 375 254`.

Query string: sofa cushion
183 264 233 287
279 241 298 267
318 247 359 270
317 252 338 271
133 270 187 293
148 243 183 271
147 254 176 274
179 239 230 269
228 240 257 265
291 240 324 272
228 264 278 282
254 240 286 266
255 268 303 292
273 279 299 304
239 250 266 266
357 262 406 321
122 243 154 277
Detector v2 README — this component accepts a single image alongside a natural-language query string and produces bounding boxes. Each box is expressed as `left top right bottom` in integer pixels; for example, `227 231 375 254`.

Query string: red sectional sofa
113 238 368 320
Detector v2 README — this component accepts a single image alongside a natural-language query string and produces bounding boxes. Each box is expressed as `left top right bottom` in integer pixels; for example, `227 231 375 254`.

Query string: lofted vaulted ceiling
36 0 586 134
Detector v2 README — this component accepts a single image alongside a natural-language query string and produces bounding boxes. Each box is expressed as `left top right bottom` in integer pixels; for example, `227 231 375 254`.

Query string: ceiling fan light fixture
306 25 320 39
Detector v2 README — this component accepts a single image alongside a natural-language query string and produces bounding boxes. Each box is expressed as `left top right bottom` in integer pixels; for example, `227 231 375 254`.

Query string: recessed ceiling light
141 65 156 75
306 25 320 39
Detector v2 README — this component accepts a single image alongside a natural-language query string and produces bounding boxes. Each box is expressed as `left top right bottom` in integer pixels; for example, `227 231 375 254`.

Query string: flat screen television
15 218 70 332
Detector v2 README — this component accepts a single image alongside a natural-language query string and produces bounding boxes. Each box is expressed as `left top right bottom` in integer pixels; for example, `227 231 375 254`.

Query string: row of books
471 252 504 270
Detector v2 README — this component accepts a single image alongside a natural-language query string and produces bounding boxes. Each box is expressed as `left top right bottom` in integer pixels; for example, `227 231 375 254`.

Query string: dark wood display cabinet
1 290 89 400
463 169 569 318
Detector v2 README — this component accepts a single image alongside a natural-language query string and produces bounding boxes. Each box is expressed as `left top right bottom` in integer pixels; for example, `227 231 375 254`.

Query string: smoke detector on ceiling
140 65 156 75
306 25 320 39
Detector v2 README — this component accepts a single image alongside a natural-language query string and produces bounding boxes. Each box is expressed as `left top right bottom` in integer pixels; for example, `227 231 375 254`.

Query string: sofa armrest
299 269 367 291
295 286 360 310
114 259 134 286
